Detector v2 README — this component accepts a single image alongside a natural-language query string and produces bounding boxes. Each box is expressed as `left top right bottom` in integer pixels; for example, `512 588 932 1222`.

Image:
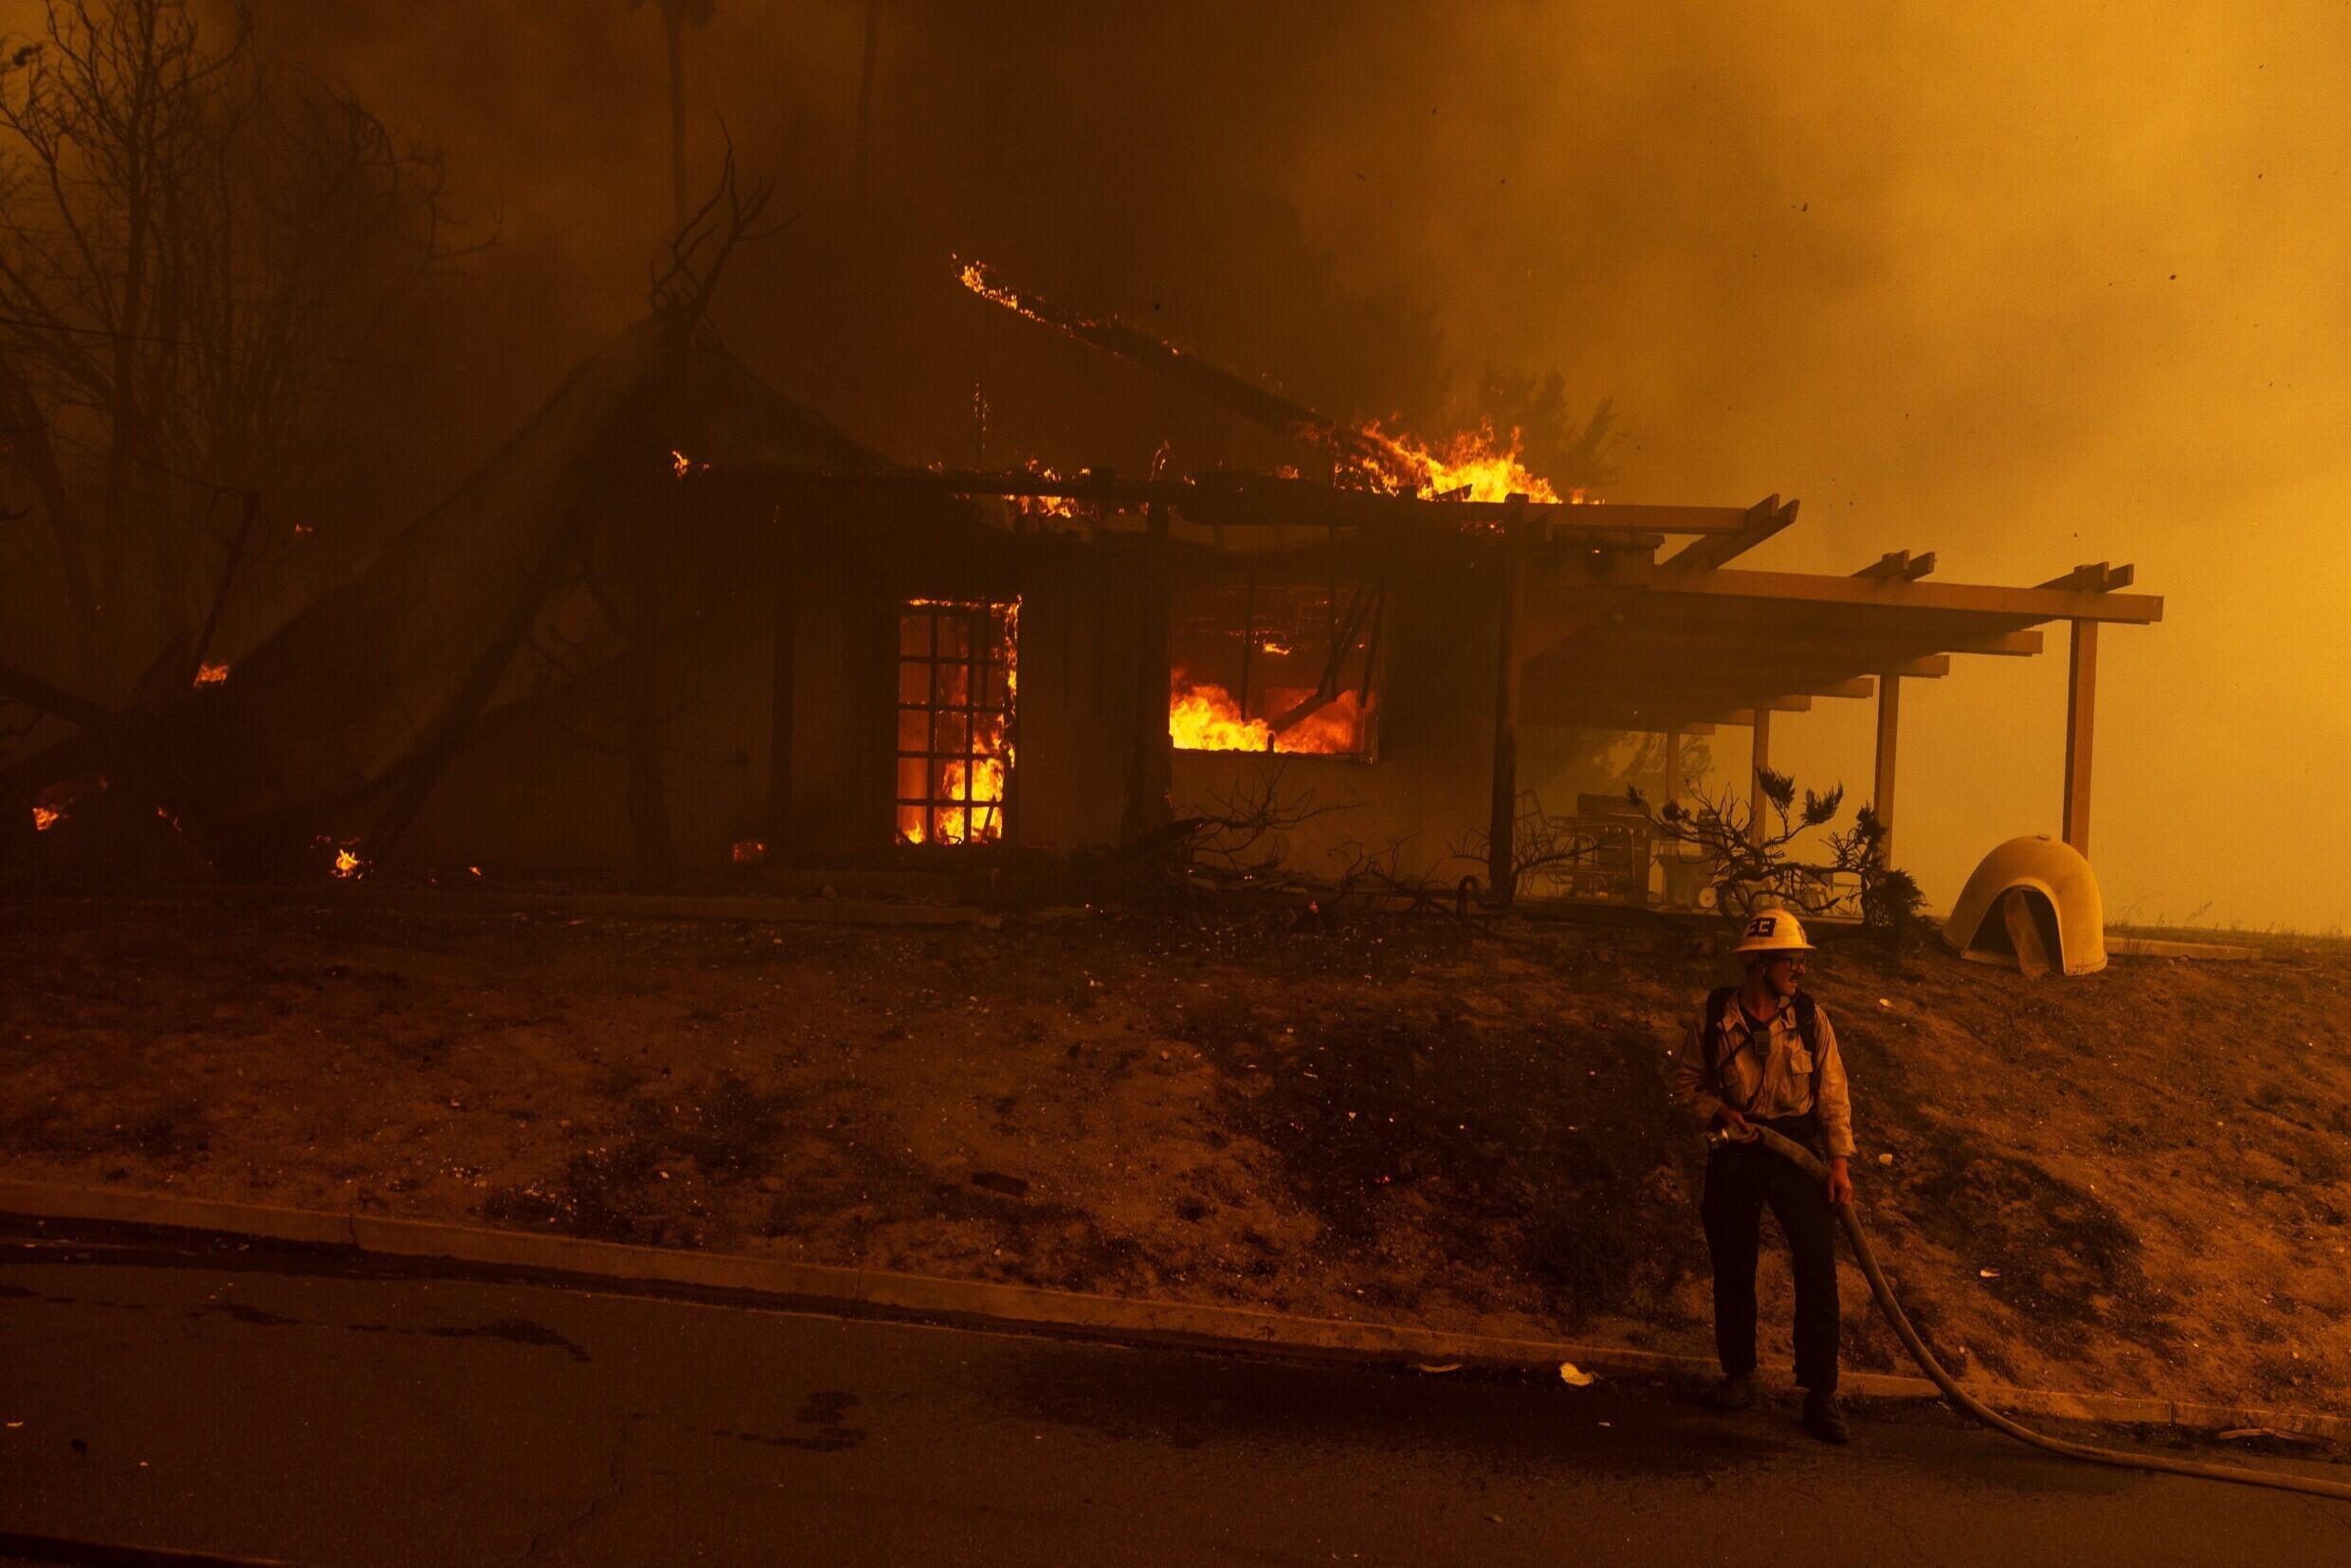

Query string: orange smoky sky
18 1 2347 929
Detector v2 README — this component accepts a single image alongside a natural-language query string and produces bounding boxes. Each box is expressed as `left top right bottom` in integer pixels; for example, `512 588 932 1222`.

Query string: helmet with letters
1732 907 1814 955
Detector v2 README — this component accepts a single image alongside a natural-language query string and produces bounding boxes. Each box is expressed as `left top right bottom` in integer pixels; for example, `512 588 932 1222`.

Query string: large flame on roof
955 257 1589 508
1355 419 1581 505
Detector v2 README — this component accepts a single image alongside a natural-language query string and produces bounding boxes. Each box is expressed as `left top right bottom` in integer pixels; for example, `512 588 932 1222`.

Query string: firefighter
1671 907 1855 1444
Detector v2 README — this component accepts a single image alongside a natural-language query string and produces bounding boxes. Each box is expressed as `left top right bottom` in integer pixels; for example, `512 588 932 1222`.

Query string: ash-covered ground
5 894 2346 1413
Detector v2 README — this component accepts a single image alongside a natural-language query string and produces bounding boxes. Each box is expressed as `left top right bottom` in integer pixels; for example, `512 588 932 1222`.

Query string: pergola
1512 498 2160 876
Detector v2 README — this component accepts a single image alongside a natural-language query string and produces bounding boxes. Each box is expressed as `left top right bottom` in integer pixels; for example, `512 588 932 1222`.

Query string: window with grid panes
894 599 1017 846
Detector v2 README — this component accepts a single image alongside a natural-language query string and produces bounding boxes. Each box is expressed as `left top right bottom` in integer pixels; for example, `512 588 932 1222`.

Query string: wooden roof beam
1657 495 1799 583
1595 648 1953 682
1536 693 1831 729
1649 567 2161 624
1853 549 1938 581
2037 560 2135 593
1720 696 1815 722
1955 629 2043 656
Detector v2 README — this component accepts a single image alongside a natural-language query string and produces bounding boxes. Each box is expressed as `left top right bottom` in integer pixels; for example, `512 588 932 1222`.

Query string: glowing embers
193 662 228 686
312 834 368 880
1168 579 1379 757
895 599 1018 847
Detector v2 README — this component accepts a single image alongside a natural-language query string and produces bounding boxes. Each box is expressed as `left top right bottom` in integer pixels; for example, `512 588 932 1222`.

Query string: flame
730 839 768 866
193 662 228 686
669 448 708 480
31 805 61 832
1170 684 1271 752
897 754 1010 847
1351 419 1586 505
1169 674 1371 756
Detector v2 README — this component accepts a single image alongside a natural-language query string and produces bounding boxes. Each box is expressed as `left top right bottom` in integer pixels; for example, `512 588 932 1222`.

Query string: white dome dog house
1943 835 2106 976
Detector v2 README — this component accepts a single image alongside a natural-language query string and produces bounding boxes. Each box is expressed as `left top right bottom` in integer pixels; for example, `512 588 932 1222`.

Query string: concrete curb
3 1178 2342 1446
0 887 990 927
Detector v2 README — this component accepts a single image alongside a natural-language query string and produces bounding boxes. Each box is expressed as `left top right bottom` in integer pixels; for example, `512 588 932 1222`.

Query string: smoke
49 0 2351 923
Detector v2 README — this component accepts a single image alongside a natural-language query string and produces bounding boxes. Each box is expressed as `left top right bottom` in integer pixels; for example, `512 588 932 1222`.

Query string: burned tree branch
1177 765 1354 878
1331 836 1444 914
0 660 116 731
646 130 786 327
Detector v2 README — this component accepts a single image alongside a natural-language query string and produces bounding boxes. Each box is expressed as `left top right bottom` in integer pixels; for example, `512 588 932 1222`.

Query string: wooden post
1664 729 1684 807
1121 503 1174 843
1238 573 1256 721
765 517 798 859
1487 526 1524 903
1748 708 1772 848
2062 619 2098 856
1872 674 1901 866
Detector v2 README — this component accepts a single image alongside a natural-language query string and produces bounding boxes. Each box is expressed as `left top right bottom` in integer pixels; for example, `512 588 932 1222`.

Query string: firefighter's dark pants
1702 1112 1839 1393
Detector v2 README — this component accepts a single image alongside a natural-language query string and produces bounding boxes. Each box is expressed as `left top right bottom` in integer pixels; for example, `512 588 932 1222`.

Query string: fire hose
1725 1122 2351 1502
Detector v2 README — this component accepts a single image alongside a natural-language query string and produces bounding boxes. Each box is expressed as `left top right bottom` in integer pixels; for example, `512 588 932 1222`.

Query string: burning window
1169 578 1379 756
896 599 1017 846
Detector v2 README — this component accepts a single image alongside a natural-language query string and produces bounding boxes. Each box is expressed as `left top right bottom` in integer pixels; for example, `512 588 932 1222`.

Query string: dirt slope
3 895 2345 1413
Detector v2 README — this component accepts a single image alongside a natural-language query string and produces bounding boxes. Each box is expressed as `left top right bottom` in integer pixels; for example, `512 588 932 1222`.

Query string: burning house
2 264 2160 902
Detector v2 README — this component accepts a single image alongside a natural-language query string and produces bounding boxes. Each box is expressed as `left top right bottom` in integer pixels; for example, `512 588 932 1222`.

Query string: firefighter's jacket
1670 990 1857 1159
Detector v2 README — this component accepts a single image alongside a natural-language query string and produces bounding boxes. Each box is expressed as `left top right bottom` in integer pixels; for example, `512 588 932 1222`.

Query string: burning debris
192 663 229 687
30 806 61 832
313 835 369 880
1008 460 1078 520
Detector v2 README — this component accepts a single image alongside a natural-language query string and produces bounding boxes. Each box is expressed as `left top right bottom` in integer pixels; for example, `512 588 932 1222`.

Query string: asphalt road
3 1234 2347 1566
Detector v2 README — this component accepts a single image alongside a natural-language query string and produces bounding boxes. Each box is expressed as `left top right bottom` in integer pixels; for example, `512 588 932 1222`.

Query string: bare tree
0 0 473 688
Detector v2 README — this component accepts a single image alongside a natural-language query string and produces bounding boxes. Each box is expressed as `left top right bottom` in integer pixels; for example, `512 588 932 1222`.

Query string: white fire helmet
1733 908 1814 955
